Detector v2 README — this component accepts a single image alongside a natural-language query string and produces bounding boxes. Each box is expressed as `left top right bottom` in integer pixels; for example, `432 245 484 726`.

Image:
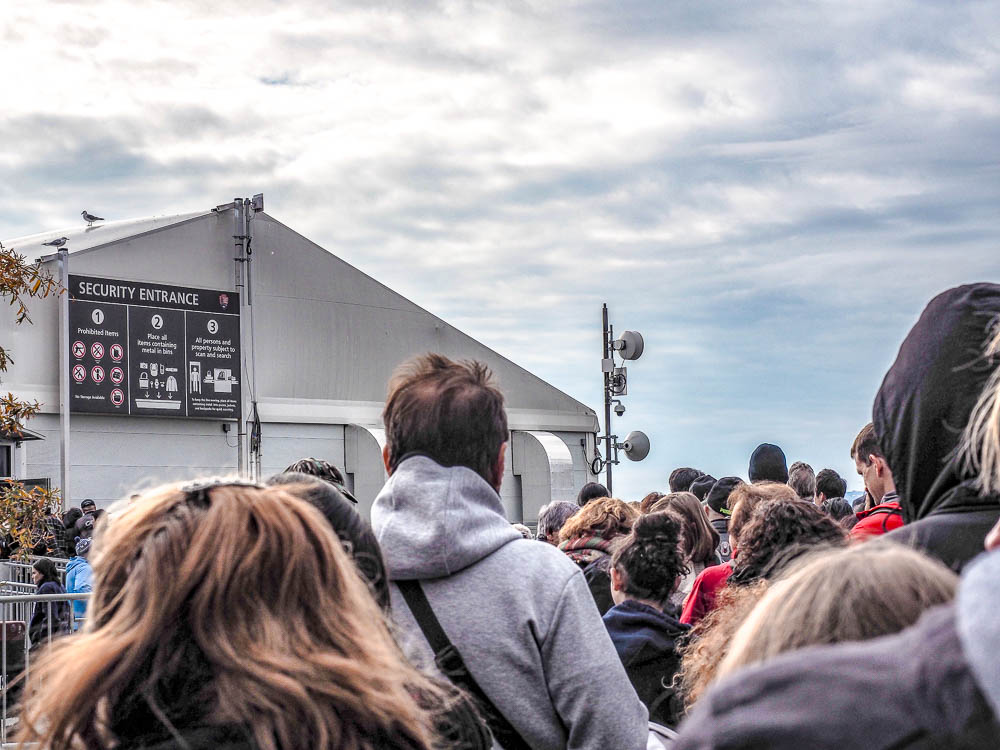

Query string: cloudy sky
3 1 998 498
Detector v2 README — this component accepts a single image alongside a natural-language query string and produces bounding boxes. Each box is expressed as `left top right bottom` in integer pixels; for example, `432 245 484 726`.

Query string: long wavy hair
676 582 768 708
15 482 445 750
650 492 719 565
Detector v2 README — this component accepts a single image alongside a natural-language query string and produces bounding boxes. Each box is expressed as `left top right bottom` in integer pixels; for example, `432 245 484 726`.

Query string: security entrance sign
68 275 240 419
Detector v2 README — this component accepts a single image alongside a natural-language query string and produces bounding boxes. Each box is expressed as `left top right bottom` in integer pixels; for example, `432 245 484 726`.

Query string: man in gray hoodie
371 353 649 750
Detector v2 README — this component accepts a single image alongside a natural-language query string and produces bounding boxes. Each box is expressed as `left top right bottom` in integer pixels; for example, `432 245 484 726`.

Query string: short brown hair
383 354 508 484
850 422 883 465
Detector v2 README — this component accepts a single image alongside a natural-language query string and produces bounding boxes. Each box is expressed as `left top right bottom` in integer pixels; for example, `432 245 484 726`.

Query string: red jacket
680 562 732 627
851 499 904 540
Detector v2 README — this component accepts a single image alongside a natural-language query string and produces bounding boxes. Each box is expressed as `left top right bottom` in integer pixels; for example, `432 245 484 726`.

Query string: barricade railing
0 591 90 743
0 557 68 589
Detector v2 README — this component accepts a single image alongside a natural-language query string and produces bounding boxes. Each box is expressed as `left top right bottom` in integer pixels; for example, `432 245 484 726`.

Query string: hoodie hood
371 455 521 580
874 283 1000 522
603 599 689 667
956 546 1000 719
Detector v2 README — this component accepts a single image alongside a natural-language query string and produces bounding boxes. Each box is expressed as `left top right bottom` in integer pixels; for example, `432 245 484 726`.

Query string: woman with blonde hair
716 542 958 682
16 480 453 750
559 496 639 614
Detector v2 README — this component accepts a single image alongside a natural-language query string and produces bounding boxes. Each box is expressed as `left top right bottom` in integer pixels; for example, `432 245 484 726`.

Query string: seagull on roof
41 237 68 248
81 210 104 226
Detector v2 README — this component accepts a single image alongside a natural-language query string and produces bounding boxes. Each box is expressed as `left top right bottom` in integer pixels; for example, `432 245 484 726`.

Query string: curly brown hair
559 496 639 543
726 481 798 548
728 498 847 586
676 582 768 709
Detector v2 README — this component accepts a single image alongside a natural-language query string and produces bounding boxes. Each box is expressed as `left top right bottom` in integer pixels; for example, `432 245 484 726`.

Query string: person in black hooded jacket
875 283 1000 572
603 511 691 728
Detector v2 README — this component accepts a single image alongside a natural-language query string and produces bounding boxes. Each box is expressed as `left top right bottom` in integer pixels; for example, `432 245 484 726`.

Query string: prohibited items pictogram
110 366 125 384
72 364 87 383
91 342 105 360
72 341 86 359
110 344 124 361
110 388 125 407
91 365 105 383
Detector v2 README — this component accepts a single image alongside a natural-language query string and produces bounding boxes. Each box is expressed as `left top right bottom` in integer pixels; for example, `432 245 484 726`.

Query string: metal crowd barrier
1 557 68 588
0 586 89 743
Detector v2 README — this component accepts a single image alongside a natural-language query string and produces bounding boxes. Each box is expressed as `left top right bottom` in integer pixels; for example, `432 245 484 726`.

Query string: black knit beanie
748 443 788 483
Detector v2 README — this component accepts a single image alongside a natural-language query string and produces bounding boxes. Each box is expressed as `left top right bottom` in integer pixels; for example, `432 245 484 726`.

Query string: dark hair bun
611 510 687 605
633 510 681 541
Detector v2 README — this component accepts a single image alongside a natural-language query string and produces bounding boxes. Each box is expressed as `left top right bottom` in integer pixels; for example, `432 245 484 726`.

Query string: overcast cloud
3 0 998 497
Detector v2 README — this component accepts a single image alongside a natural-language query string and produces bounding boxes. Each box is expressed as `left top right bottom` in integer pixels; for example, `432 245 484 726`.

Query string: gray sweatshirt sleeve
541 570 649 750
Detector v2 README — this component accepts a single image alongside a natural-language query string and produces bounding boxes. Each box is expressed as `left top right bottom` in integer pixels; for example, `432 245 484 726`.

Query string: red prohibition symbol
110 344 124 361
72 364 87 383
91 365 105 383
72 341 86 359
110 366 125 384
91 342 105 360
110 388 125 407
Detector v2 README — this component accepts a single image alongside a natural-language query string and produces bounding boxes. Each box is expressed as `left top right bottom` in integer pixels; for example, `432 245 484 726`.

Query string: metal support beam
233 198 247 477
57 248 70 507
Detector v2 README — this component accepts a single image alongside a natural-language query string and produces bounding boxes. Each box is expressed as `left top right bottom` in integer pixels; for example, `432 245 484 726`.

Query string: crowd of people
9 282 1000 749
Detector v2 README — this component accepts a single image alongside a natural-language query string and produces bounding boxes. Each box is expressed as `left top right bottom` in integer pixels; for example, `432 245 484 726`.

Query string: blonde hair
559 496 639 543
716 542 958 682
16 482 444 750
961 317 1000 494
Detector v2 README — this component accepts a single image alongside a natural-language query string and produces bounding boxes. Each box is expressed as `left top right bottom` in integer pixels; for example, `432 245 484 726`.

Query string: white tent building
1 199 600 521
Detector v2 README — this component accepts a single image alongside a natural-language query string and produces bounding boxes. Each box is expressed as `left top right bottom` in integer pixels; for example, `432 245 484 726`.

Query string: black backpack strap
867 505 904 533
397 580 532 750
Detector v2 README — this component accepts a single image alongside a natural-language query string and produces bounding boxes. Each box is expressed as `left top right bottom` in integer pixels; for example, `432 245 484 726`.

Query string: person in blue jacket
65 536 93 630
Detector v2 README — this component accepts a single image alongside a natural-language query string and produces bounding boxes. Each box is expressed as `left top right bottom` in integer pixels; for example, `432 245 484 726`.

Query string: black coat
673 604 999 749
29 580 69 644
582 555 615 616
874 283 1000 571
603 600 690 727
